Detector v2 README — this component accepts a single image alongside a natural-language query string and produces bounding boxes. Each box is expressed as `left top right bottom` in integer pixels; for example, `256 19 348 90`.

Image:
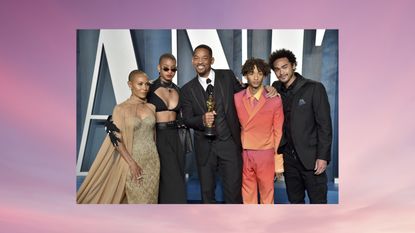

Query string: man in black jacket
270 49 332 204
181 44 244 203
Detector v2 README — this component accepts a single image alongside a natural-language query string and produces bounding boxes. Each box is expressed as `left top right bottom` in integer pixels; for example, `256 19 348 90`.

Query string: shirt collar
198 69 215 90
282 74 299 92
246 86 264 101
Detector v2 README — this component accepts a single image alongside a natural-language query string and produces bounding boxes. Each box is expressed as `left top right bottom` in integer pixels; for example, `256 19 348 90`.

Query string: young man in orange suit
234 58 284 204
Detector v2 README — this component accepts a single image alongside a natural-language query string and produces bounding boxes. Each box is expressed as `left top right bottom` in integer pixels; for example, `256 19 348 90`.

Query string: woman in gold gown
77 70 160 204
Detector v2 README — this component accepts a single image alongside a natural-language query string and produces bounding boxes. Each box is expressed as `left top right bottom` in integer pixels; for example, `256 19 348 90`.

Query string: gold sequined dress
77 98 159 204
125 115 160 203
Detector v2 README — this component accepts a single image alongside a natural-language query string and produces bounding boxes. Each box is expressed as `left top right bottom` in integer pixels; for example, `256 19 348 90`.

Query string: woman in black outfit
148 53 187 203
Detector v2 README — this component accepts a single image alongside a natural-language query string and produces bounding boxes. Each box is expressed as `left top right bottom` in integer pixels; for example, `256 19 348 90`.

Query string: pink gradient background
1 0 414 232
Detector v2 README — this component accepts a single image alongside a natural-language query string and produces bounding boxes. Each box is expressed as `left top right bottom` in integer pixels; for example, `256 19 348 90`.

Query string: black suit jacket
272 74 332 170
181 69 244 165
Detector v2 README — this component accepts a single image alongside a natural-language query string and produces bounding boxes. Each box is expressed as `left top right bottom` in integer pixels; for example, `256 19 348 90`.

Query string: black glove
104 115 121 147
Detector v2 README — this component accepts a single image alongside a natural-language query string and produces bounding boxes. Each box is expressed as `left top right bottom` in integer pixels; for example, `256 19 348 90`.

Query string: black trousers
197 137 242 204
156 127 187 204
283 151 327 204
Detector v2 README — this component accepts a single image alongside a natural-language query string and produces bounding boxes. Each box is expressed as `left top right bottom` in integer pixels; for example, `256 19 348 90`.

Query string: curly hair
268 49 297 68
241 58 270 76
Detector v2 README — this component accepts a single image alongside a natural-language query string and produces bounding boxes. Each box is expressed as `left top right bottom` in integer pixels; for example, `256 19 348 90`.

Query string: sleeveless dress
77 98 160 204
125 115 160 204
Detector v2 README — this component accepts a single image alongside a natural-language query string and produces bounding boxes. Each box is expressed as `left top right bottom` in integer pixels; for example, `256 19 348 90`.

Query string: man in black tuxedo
270 49 332 204
181 44 244 203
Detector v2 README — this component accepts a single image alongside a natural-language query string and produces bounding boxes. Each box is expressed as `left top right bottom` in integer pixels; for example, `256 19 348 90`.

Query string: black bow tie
206 78 213 94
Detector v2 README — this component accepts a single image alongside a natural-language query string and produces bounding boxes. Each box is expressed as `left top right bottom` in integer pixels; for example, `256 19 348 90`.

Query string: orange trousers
241 149 275 204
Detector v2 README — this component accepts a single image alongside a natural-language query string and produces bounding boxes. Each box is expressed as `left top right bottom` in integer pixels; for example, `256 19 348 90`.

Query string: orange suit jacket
234 89 284 151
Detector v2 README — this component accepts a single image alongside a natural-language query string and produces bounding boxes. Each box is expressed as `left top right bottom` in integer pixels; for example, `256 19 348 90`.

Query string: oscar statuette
204 81 216 137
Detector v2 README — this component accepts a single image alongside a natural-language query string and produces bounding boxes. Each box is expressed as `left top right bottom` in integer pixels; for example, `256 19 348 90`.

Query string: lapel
242 91 251 117
291 74 307 95
290 74 308 121
243 91 267 125
213 70 229 113
189 77 207 113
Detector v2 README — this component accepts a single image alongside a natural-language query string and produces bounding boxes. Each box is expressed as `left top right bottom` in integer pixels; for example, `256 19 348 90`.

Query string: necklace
160 80 174 92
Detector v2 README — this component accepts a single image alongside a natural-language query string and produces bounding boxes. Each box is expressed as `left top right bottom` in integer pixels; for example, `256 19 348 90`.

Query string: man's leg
197 147 218 204
303 170 328 204
216 139 243 204
241 150 258 204
283 152 306 204
255 149 275 204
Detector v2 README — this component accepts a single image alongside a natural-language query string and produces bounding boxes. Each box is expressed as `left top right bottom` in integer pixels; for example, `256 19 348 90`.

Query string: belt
156 121 178 130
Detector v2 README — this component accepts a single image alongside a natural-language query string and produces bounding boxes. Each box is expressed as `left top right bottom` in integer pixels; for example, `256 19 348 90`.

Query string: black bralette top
148 78 181 113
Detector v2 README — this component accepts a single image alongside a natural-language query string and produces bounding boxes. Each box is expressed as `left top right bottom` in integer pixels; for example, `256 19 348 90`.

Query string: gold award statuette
205 94 216 136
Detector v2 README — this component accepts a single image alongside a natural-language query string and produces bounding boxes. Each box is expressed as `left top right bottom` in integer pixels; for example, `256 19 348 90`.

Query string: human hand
129 161 143 181
203 111 216 127
264 85 280 98
314 159 327 175
274 153 284 171
274 172 283 182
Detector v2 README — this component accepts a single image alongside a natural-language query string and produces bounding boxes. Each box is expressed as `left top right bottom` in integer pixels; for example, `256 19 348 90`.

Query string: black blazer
181 69 244 165
272 74 332 170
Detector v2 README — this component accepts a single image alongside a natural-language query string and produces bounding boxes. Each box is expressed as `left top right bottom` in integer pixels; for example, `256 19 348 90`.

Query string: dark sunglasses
162 67 177 72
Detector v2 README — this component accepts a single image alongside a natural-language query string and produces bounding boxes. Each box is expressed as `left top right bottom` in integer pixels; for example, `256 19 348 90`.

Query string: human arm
274 155 284 180
181 86 206 131
264 85 279 98
313 83 332 163
112 105 143 181
314 159 327 175
229 70 245 93
202 111 216 127
273 98 285 179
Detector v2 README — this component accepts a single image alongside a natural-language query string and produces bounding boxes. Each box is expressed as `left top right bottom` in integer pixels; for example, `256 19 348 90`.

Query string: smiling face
192 47 214 77
128 73 150 100
272 57 296 88
158 57 177 83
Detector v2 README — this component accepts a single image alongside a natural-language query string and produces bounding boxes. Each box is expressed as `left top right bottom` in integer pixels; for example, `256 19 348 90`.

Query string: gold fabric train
77 97 144 204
